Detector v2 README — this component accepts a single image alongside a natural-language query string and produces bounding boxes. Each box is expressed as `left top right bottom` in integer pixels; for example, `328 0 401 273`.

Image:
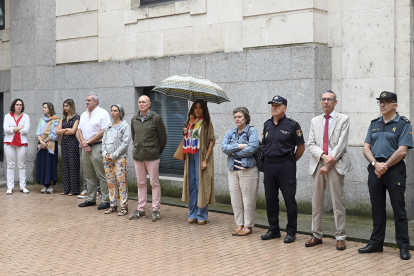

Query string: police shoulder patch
371 116 381 122
401 116 410 123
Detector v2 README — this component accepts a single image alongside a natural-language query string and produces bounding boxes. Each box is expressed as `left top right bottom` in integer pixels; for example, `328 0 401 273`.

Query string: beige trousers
228 167 259 227
311 161 346 240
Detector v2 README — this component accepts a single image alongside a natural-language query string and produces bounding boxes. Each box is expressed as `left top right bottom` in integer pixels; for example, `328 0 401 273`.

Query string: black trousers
367 160 410 249
263 159 297 235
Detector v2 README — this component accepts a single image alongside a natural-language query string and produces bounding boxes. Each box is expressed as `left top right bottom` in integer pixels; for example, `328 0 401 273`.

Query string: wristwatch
371 160 377 166
87 140 90 146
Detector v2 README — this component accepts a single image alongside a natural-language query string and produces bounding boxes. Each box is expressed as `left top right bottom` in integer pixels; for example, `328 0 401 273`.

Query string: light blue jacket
221 124 259 170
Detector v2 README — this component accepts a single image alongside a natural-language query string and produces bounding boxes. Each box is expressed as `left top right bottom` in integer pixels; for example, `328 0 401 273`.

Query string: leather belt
265 155 291 163
89 141 102 147
376 157 388 162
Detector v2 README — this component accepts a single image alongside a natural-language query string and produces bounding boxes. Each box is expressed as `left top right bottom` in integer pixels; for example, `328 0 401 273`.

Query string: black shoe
284 234 296 243
97 202 110 210
400 249 411 260
358 244 383 254
78 201 96 207
261 230 281 240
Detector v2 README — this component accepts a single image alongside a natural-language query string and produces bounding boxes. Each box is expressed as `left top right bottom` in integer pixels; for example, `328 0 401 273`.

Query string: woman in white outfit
4 99 30 194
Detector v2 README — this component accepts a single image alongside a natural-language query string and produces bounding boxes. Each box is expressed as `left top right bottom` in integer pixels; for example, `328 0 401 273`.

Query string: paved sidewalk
1 185 414 276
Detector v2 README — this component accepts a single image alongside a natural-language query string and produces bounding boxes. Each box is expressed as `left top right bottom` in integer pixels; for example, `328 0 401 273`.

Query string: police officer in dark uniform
360 91 413 260
260 96 305 243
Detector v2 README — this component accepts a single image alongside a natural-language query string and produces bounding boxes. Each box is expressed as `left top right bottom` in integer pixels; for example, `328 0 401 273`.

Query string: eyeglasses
320 98 334 102
377 100 396 105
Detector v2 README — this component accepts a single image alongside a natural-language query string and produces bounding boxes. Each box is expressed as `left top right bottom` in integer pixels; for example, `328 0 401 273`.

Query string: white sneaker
78 190 88 199
20 188 30 194
96 192 101 199
41 187 47 193
46 187 54 194
6 189 12 195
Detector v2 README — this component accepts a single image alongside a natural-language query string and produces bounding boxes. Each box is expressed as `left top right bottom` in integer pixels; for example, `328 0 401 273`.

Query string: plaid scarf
183 115 203 154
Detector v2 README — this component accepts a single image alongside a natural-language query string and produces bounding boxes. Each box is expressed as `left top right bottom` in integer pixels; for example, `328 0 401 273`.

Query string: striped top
233 132 249 170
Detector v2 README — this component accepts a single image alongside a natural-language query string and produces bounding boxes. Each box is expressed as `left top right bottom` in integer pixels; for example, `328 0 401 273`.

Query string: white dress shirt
322 110 335 155
78 106 110 141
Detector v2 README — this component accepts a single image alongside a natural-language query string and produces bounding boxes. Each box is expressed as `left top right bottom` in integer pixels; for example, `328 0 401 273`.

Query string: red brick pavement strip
1 186 414 276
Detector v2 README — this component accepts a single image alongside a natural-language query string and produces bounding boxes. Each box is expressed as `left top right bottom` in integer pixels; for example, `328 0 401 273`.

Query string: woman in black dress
57 99 80 196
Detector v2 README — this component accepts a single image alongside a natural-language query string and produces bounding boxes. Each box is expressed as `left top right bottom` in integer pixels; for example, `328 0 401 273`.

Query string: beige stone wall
327 0 413 146
0 0 10 71
55 0 328 64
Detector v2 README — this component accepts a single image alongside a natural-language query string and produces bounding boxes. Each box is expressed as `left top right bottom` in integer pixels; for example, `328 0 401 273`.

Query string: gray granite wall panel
34 18 56 42
132 59 151 87
65 64 91 89
268 79 316 113
290 47 315 79
0 71 5 92
206 52 246 83
34 41 55 66
189 54 206 77
35 66 54 90
4 70 11 93
34 0 56 19
10 0 35 20
120 61 133 87
22 66 36 90
101 87 136 112
150 57 170 85
11 67 23 91
170 55 191 76
246 47 290 81
53 66 65 90
101 62 121 88
315 46 332 80
10 18 35 44
11 42 35 67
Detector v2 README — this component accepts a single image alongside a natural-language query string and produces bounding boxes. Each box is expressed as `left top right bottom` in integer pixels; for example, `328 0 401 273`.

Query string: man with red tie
305 90 352 250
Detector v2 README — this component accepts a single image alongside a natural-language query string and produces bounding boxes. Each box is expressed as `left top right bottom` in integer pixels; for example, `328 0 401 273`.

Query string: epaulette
289 118 298 123
401 116 410 123
371 117 381 122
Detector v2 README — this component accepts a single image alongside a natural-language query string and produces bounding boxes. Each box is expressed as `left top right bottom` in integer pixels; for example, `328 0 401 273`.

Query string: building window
140 0 178 6
0 0 5 30
143 87 188 176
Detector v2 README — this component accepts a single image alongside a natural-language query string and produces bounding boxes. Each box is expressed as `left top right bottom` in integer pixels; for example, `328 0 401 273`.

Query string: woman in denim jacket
222 107 259 236
102 104 130 216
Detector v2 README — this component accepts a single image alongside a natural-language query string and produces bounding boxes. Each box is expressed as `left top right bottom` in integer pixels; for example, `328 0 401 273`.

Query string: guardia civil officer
260 96 305 243
360 91 412 260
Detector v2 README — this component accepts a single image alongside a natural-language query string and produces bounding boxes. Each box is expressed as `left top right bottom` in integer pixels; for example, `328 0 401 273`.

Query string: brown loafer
238 227 253 236
336 240 346 250
232 226 244 236
305 236 323 247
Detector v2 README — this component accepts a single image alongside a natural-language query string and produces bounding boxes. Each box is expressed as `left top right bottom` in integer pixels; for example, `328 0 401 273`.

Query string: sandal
104 206 118 214
188 219 197 224
61 193 68 195
117 208 128 216
68 193 74 196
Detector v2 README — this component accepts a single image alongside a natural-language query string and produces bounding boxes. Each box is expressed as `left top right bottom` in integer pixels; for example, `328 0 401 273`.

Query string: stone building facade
1 0 414 217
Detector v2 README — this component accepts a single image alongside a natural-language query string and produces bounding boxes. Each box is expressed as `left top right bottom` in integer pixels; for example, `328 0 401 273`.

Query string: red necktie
323 115 330 154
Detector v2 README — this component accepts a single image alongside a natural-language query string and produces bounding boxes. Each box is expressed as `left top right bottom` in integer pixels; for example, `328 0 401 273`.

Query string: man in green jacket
130 95 167 221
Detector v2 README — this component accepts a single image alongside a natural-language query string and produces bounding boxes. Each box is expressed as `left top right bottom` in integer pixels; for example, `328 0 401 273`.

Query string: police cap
376 91 397 102
268 95 287 106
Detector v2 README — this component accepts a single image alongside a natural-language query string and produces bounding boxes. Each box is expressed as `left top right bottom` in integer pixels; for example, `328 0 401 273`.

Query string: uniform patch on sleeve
296 129 302 137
